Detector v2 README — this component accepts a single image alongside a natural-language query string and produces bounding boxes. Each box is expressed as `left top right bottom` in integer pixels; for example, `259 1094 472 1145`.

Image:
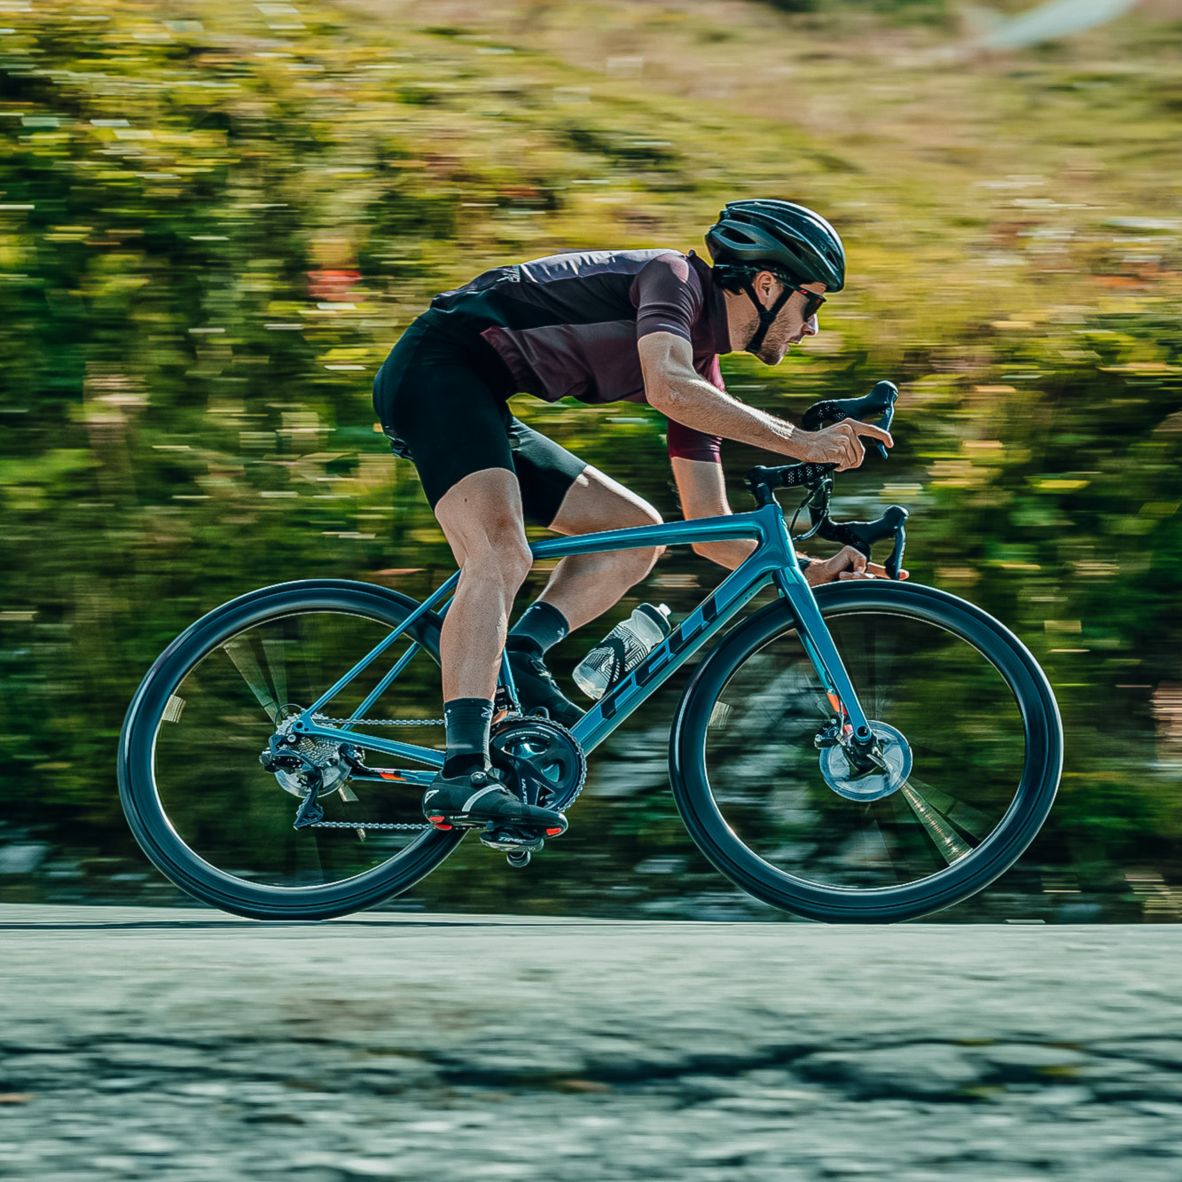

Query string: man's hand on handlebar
804 545 909 587
793 420 893 471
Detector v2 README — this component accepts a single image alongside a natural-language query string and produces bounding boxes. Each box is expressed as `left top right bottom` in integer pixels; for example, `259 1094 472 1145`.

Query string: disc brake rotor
819 720 912 802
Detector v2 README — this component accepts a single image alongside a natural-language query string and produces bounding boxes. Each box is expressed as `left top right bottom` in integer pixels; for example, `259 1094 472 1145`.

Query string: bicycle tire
118 579 462 920
669 581 1062 922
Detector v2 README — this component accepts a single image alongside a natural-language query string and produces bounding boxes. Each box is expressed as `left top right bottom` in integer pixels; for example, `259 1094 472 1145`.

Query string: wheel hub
819 720 912 802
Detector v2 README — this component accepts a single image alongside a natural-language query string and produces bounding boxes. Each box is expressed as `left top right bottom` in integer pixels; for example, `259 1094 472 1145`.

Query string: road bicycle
118 383 1062 922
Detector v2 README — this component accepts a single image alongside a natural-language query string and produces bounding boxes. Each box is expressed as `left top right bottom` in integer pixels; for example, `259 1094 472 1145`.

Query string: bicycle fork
772 566 883 774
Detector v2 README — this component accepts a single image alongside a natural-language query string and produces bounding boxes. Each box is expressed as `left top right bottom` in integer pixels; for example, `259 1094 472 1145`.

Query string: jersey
424 248 732 463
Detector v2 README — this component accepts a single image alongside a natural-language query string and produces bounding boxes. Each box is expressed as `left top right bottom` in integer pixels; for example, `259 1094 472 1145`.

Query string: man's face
749 272 825 365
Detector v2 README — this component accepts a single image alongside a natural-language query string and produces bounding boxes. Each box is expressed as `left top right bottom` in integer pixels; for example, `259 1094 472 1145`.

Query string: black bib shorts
372 312 588 528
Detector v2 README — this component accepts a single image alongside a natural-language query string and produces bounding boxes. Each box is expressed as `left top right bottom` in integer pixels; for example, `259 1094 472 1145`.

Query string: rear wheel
670 581 1062 922
118 579 460 920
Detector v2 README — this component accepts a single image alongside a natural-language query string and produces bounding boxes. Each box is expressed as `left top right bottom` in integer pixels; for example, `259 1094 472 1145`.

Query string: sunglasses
789 283 827 320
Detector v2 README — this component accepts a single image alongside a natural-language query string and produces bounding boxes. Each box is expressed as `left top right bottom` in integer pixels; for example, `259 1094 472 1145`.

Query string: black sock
507 601 570 660
442 697 493 779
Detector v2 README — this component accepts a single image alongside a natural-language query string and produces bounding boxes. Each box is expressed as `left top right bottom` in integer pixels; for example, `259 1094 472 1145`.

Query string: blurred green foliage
0 0 1179 918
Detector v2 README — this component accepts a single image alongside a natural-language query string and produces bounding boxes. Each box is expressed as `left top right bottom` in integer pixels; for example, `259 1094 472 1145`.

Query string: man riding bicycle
371 198 893 839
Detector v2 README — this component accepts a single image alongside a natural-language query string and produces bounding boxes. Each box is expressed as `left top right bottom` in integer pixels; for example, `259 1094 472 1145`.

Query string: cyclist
371 198 894 837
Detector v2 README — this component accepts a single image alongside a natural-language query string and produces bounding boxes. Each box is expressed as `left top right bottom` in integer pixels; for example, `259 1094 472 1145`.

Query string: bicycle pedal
479 825 546 854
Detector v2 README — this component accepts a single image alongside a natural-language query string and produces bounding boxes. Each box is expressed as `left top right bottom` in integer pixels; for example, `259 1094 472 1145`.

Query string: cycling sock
441 697 493 779
507 601 570 658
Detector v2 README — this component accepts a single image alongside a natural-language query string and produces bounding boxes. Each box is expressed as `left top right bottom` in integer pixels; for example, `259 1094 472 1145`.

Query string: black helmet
706 198 845 293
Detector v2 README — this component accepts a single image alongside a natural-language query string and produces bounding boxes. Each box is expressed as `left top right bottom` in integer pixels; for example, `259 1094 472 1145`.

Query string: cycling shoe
422 767 567 836
506 646 584 727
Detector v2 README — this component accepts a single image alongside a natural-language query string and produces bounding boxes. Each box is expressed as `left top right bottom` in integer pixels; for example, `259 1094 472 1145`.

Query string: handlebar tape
802 381 898 461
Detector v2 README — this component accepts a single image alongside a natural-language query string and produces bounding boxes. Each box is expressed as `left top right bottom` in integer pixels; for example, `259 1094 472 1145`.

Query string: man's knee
436 469 532 583
460 524 533 589
626 500 666 564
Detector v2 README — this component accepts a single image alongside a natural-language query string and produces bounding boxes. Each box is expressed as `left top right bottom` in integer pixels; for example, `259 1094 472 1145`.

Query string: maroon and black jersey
426 248 731 463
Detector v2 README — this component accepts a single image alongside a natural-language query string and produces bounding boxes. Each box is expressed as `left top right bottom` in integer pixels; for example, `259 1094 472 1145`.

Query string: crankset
480 716 587 866
489 715 586 814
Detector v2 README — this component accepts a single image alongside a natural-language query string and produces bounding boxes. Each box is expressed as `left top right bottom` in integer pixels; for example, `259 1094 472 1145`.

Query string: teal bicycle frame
286 500 875 773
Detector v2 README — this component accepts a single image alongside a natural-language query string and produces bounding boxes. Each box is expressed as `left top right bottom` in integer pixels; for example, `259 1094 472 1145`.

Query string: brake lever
871 387 896 462
884 508 907 580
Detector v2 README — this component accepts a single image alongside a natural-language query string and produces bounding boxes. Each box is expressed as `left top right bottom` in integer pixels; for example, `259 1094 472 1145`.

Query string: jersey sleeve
666 354 723 465
631 254 722 463
631 253 703 342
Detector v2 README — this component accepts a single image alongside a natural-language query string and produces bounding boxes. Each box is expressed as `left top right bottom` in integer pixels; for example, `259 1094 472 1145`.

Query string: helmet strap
742 279 793 354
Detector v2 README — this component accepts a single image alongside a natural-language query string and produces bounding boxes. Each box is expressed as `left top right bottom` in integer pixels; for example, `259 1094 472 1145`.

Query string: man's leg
375 342 567 832
529 464 666 631
425 466 567 834
433 467 533 704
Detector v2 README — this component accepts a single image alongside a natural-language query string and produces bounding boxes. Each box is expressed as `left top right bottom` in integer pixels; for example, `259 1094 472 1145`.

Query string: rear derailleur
258 709 363 830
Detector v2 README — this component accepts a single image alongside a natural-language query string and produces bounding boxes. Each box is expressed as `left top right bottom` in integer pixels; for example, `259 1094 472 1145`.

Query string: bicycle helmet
706 199 845 353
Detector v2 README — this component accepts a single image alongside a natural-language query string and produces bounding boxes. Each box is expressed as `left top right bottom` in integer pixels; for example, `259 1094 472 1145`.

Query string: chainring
489 716 587 813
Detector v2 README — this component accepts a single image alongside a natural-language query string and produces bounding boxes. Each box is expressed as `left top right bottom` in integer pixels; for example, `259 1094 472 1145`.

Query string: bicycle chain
307 819 429 831
313 715 443 727
302 715 586 830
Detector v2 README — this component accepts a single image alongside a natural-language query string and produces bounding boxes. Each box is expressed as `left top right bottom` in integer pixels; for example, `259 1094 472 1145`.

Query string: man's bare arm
641 332 798 455
639 332 891 470
670 456 757 570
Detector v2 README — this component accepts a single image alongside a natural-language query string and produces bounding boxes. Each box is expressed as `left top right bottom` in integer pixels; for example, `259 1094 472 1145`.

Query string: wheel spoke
897 781 973 865
261 637 290 713
223 635 283 724
901 772 994 843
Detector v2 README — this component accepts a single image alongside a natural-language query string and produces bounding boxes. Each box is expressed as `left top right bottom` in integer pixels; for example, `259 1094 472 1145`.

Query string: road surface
2 906 1179 1180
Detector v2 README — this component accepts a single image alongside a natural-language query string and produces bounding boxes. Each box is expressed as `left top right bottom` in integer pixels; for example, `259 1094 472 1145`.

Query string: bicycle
117 382 1062 923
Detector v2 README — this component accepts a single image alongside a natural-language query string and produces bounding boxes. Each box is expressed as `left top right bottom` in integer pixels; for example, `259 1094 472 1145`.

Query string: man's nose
802 315 819 337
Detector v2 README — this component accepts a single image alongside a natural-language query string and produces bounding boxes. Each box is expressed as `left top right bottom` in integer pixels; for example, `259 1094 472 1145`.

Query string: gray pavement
1 906 1179 1180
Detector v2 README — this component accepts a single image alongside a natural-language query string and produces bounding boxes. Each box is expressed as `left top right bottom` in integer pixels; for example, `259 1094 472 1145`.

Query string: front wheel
669 581 1062 922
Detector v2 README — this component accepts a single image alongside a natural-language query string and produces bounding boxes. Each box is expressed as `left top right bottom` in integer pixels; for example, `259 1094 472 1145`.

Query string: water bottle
572 604 672 700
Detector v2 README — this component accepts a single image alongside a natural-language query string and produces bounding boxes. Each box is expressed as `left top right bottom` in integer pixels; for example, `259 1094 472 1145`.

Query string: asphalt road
2 906 1179 1181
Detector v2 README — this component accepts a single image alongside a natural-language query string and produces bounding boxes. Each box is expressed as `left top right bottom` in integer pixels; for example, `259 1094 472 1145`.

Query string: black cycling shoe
506 646 584 728
422 766 568 836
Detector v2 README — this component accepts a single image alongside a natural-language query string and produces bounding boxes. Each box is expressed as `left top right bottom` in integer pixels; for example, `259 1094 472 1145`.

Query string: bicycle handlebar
812 504 909 581
800 379 899 461
743 381 909 579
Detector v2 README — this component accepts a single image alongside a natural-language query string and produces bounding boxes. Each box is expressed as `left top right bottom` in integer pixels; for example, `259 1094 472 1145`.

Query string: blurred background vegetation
1 0 1179 919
